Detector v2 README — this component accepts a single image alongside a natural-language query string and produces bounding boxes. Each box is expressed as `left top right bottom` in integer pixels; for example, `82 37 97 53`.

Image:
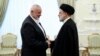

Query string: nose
58 14 60 17
38 13 41 16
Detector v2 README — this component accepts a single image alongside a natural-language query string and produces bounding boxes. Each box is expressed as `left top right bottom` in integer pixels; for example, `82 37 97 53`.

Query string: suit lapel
28 16 45 37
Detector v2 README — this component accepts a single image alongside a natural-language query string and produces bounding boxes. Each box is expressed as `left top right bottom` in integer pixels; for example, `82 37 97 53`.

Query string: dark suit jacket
20 15 48 56
51 19 79 56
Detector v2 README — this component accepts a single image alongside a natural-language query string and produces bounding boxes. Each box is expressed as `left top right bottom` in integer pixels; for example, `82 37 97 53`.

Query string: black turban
60 4 75 15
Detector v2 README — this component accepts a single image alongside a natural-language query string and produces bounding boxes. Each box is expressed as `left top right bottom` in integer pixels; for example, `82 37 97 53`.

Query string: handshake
46 35 55 48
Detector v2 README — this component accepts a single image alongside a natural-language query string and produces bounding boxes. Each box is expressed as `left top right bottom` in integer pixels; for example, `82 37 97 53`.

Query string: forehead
31 5 42 11
33 7 41 11
59 9 65 13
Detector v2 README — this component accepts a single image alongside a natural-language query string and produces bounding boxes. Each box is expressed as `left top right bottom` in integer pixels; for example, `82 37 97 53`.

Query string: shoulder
21 16 34 28
63 19 77 30
66 19 76 26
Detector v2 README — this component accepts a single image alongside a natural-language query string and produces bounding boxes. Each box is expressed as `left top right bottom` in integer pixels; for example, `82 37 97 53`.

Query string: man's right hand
46 40 51 48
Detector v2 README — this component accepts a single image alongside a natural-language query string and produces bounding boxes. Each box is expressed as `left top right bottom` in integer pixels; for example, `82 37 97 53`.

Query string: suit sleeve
21 23 48 50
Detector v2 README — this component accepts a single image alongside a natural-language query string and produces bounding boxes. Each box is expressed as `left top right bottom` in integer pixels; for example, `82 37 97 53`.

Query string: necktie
39 22 46 38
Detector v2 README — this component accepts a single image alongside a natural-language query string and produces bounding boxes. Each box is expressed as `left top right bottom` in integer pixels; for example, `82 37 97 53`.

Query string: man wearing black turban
51 3 79 56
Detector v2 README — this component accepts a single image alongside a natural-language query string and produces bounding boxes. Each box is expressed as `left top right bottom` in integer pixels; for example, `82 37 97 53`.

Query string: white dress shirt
63 17 71 24
30 15 46 37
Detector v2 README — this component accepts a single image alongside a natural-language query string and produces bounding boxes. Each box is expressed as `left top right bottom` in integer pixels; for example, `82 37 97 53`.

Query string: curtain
0 0 9 27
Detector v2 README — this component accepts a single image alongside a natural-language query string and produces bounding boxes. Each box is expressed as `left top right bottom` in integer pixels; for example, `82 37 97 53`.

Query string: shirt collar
30 15 40 24
63 17 71 23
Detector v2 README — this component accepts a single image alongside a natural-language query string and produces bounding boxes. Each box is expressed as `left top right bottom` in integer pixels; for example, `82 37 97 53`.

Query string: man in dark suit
20 4 50 56
51 4 79 56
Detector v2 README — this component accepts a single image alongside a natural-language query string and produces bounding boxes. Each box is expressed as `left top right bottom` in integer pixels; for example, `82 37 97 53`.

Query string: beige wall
75 0 100 47
57 0 74 6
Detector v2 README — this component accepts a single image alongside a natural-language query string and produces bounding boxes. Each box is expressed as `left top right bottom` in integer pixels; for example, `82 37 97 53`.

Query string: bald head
30 4 42 20
31 4 41 12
